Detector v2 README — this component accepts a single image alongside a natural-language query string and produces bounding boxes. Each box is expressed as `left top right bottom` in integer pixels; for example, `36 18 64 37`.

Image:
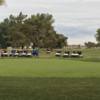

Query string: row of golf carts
0 49 83 58
0 49 39 57
55 51 83 58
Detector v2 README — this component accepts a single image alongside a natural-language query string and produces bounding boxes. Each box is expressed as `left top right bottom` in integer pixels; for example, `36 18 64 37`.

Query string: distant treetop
0 0 4 5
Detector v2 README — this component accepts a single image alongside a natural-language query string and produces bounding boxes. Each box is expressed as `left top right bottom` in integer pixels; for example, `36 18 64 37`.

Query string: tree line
0 12 67 48
85 29 100 48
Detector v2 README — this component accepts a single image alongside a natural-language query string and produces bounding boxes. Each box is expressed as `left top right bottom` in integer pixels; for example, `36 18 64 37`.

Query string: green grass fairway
0 77 100 100
0 58 100 100
0 58 100 77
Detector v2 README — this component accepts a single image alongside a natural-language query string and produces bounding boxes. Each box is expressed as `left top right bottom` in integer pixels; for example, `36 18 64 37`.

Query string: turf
0 58 100 77
0 77 100 100
83 48 100 58
0 48 100 100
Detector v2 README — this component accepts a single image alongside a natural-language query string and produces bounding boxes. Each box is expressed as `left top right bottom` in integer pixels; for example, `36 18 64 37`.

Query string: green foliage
0 0 4 5
96 28 100 44
84 41 96 48
0 12 67 48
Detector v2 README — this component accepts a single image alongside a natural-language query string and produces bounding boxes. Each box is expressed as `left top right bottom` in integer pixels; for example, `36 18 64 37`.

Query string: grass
0 58 100 77
82 48 100 58
0 77 100 100
0 48 100 100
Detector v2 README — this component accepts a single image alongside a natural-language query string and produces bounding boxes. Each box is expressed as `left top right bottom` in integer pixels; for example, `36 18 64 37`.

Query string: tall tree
0 12 67 48
0 18 10 48
85 42 96 48
96 29 100 44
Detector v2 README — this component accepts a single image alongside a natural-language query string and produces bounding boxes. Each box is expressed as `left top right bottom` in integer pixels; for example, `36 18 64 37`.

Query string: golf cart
55 50 62 57
63 51 70 58
71 51 83 58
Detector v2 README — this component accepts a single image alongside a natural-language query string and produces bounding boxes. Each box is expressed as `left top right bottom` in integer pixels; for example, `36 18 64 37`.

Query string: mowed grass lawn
0 58 100 100
0 58 100 77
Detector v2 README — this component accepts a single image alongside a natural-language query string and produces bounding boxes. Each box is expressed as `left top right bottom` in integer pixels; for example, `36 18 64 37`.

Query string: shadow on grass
0 77 100 100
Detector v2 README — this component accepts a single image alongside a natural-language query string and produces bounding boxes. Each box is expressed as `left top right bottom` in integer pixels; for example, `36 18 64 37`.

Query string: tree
0 18 10 48
24 13 67 48
0 12 67 48
96 29 100 44
24 13 55 47
7 13 28 47
56 34 67 48
85 42 96 48
0 13 28 47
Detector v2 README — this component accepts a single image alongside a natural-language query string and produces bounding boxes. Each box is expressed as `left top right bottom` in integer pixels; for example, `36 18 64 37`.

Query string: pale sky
0 0 100 45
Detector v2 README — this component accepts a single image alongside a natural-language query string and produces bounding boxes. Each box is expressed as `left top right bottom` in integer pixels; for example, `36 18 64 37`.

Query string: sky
0 0 100 45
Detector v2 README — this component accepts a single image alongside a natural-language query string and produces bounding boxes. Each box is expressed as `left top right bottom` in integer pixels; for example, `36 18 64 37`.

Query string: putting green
0 58 100 77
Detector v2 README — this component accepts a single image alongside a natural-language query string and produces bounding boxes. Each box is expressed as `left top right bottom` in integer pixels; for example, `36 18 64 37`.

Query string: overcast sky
0 0 100 45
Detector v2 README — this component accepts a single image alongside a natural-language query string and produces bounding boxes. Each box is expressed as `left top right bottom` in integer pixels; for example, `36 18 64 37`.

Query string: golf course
0 48 100 100
1 0 100 99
